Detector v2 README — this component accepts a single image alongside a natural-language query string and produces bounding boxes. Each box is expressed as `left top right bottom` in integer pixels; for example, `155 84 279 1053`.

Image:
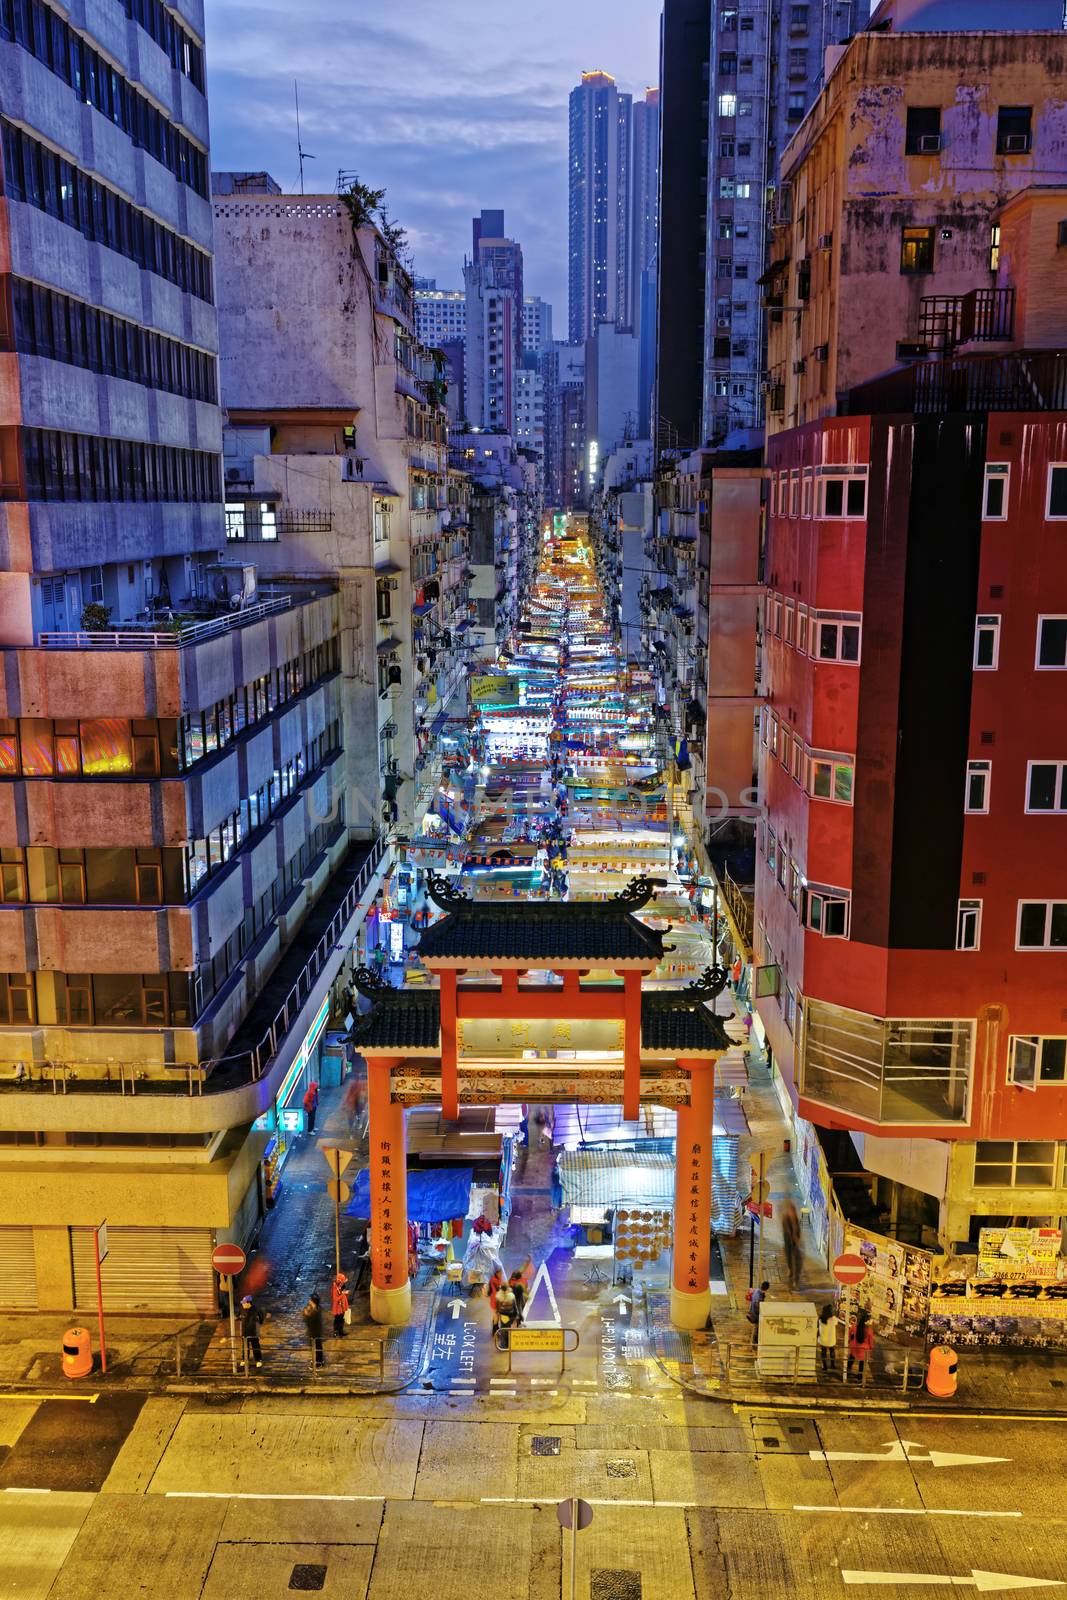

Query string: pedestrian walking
817 1302 839 1372
494 1281 517 1347
847 1307 874 1380
488 1268 506 1332
508 1270 526 1322
748 1279 770 1348
303 1080 319 1134
331 1272 350 1338
303 1292 325 1367
240 1295 265 1368
781 1199 803 1289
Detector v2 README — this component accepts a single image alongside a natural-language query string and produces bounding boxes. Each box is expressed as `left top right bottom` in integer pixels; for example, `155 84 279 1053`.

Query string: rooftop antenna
294 80 315 195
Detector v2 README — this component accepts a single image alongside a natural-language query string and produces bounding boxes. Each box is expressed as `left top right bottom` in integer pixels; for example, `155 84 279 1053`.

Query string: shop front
254 992 333 1202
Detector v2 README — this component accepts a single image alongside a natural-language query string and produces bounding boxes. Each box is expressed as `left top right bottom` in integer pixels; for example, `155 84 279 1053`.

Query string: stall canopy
348 1166 473 1223
557 1149 674 1208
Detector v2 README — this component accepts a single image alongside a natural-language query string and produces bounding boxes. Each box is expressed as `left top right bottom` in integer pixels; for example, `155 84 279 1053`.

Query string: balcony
799 999 973 1126
37 593 297 650
917 287 1015 353
847 348 1067 417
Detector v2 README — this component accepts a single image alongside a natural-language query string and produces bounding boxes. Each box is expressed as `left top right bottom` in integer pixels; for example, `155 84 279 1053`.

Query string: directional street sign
842 1571 1061 1592
833 1252 868 1285
211 1243 247 1277
809 1439 1010 1469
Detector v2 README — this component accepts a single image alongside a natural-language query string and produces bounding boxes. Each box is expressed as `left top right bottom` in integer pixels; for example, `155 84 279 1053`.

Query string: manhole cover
762 1437 780 1448
289 1566 327 1593
750 1415 820 1454
591 1571 642 1600
531 1436 562 1456
606 1459 637 1479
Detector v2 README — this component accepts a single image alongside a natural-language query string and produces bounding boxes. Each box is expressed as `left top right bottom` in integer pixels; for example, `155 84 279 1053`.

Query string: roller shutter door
0 1227 38 1309
231 1171 263 1254
71 1226 215 1315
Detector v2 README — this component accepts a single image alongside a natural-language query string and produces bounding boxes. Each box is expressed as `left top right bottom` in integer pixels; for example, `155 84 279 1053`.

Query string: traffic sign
212 1243 247 1277
511 1327 565 1353
326 1179 351 1203
832 1252 867 1285
556 1497 594 1531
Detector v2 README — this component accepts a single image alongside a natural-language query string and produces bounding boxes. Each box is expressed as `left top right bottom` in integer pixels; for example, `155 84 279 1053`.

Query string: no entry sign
212 1243 247 1277
832 1252 867 1286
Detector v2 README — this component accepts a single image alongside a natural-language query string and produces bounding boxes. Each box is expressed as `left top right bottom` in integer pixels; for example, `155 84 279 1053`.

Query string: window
735 181 751 199
900 226 935 274
816 466 868 518
983 463 1010 519
1045 464 1067 519
718 93 737 118
787 92 805 122
767 828 777 876
997 106 1032 155
1026 761 1067 813
905 106 941 155
789 470 800 517
964 759 990 813
719 137 735 157
989 223 1001 273
811 756 854 804
784 600 795 645
797 606 809 655
813 613 862 663
803 885 850 938
738 99 753 116
1009 1036 1067 1089
740 13 754 27
1017 900 1067 949
801 468 812 518
1037 616 1067 669
720 52 737 74
956 899 982 951
790 4 808 25
974 1140 1056 1187
974 615 1001 670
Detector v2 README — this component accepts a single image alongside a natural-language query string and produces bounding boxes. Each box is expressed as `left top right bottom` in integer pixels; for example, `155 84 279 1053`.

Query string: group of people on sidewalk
748 1280 876 1379
237 1268 351 1371
488 1260 534 1343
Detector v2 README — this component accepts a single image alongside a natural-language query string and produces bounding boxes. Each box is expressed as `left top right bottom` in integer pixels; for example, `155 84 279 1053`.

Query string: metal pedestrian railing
717 1339 927 1394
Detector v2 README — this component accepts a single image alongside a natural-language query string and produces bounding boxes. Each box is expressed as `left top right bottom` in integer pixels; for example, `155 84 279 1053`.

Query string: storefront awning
348 1166 473 1223
557 1149 674 1208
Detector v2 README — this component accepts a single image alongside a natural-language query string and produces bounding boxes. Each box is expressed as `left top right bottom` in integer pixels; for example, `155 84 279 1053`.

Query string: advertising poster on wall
843 1222 931 1340
928 1227 1067 1349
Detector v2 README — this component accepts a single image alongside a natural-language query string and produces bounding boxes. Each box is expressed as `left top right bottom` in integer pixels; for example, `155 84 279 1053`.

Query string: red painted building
755 187 1067 1248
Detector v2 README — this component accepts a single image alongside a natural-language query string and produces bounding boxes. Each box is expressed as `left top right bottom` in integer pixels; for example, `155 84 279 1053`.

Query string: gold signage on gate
457 1017 624 1059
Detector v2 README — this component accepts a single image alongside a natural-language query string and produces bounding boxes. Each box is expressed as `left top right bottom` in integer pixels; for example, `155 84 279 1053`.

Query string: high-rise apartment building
415 287 466 348
755 23 1067 1262
463 209 524 432
522 296 554 357
630 87 660 323
701 0 862 447
655 3 711 452
568 71 632 344
0 4 392 1313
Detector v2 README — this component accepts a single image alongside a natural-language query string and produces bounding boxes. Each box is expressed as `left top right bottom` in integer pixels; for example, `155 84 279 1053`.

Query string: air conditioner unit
225 467 243 483
716 317 731 328
918 133 942 153
814 343 829 361
1002 133 1030 153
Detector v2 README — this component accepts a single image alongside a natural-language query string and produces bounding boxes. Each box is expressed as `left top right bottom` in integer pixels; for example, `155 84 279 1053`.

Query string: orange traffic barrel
926 1344 958 1397
62 1326 93 1379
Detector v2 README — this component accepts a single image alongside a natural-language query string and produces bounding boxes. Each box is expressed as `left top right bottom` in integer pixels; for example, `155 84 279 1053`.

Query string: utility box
756 1299 817 1381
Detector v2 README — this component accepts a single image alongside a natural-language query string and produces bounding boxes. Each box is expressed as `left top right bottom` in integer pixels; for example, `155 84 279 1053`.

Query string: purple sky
204 0 662 322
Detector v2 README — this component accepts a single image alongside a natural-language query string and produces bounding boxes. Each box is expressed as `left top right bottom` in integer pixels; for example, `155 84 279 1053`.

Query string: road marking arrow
448 1299 467 1320
842 1572 1061 1593
809 1440 1009 1468
611 1293 631 1315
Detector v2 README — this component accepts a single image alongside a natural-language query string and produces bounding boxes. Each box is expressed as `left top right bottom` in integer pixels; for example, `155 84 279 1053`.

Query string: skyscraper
629 87 660 327
568 71 633 344
464 209 524 431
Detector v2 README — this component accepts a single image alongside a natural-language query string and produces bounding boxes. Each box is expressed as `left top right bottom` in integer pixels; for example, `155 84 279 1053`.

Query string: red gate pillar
439 970 458 1121
621 969 642 1122
368 1057 411 1325
671 1058 715 1330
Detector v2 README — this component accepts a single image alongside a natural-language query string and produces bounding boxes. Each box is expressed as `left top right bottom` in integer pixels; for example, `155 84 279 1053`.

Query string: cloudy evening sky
204 0 662 321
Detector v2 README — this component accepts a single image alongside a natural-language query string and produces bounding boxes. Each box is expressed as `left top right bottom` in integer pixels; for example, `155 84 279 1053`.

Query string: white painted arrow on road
611 1293 631 1315
842 1571 1061 1592
448 1299 467 1320
810 1440 1009 1468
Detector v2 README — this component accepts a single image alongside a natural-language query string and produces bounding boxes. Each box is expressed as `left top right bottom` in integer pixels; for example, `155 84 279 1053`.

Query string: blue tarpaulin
347 1166 473 1223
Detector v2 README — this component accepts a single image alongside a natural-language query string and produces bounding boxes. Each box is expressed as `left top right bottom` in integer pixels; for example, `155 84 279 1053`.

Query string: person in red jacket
331 1272 350 1338
303 1081 319 1134
848 1307 875 1380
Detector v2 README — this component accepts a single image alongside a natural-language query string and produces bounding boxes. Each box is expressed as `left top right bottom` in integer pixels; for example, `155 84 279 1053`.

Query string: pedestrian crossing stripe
522 1258 562 1328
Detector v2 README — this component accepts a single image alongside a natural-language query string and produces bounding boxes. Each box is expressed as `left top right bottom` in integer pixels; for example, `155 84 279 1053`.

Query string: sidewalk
645 1040 1067 1414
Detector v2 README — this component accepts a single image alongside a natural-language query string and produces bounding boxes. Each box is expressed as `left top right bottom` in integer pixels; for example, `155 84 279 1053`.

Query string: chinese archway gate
353 874 729 1330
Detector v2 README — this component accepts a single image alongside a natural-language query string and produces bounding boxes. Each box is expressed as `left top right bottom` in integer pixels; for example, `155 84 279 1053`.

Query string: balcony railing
800 1000 973 1126
38 594 296 650
848 348 1067 417
917 287 1015 352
